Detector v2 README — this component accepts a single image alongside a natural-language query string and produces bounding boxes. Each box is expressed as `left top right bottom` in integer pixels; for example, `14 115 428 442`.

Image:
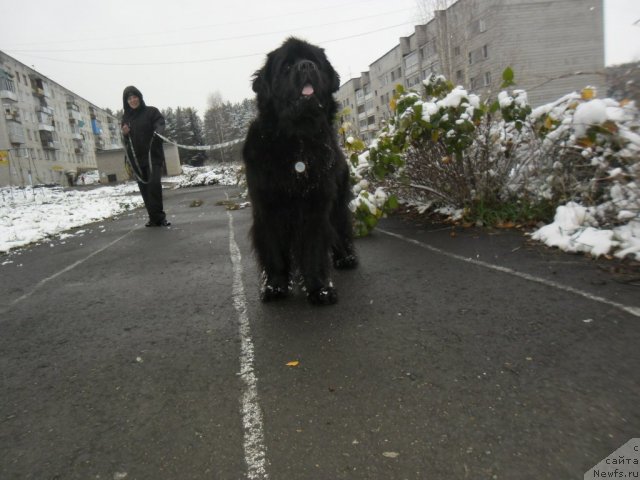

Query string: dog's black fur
243 37 357 305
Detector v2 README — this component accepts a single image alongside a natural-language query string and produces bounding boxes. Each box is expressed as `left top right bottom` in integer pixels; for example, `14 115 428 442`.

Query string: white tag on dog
295 161 306 173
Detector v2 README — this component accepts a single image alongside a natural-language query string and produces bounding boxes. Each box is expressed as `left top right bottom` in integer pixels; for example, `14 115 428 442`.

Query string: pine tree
186 108 207 166
162 108 177 141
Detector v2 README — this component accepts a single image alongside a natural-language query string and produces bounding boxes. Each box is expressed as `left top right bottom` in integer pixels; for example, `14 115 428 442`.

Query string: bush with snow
344 136 399 237
173 164 242 188
356 69 639 260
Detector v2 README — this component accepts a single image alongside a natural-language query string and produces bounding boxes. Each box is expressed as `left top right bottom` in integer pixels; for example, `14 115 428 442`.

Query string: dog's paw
334 254 358 270
260 284 290 302
307 285 338 305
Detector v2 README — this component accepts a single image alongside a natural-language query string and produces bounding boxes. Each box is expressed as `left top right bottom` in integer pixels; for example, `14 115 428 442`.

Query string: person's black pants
137 165 166 224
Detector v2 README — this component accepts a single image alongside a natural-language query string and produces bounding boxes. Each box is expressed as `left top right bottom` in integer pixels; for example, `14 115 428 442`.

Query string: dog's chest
280 142 335 194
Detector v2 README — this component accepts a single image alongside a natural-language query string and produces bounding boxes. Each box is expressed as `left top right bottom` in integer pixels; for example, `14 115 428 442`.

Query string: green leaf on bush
501 67 515 88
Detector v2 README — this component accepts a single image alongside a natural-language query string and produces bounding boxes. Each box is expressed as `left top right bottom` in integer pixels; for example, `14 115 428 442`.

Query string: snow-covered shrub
344 136 399 237
528 88 640 226
526 89 640 259
175 164 242 188
357 68 639 258
366 71 547 223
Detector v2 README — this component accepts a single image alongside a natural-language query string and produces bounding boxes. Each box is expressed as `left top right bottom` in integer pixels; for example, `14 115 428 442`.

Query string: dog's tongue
302 84 314 96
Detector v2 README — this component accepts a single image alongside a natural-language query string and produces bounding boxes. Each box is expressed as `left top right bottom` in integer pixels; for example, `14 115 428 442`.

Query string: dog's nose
296 60 317 73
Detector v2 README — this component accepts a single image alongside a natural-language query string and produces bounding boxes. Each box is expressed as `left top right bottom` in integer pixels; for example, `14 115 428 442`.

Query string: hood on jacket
122 85 146 114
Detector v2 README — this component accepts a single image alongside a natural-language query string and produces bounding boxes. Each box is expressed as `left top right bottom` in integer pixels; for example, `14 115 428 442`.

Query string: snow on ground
531 202 640 260
0 165 241 254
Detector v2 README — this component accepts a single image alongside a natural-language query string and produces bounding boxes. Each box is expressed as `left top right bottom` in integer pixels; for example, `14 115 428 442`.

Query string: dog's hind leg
296 224 338 306
331 198 358 270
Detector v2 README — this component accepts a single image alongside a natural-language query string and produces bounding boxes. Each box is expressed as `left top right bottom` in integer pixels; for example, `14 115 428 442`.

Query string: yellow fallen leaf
286 361 300 367
581 86 596 101
577 137 594 148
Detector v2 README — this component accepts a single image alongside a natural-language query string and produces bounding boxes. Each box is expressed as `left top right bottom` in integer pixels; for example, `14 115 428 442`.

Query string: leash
123 130 244 183
123 133 153 184
153 132 243 151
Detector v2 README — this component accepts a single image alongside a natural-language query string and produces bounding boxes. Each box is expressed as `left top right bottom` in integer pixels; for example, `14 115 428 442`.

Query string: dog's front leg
252 217 292 302
296 217 337 305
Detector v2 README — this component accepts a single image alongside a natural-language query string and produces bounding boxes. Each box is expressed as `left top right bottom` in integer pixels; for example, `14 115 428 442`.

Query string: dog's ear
253 51 276 99
252 68 266 95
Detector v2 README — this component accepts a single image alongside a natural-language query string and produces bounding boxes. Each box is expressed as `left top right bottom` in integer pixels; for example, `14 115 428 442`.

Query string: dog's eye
283 64 292 72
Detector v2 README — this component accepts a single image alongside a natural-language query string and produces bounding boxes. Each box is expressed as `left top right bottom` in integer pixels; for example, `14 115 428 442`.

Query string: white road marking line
377 228 640 319
4 229 136 311
227 211 269 479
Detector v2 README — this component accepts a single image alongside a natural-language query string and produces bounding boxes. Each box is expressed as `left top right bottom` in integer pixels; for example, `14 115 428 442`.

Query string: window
454 46 461 56
484 71 492 86
456 70 464 83
470 19 486 35
367 115 376 125
404 52 419 76
0 74 15 93
469 45 488 65
406 75 421 88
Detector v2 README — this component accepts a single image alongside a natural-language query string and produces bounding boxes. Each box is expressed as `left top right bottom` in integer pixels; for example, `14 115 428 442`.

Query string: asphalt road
1 185 638 480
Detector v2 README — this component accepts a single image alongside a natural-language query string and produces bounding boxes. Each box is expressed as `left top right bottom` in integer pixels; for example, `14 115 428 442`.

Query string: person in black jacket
121 85 171 227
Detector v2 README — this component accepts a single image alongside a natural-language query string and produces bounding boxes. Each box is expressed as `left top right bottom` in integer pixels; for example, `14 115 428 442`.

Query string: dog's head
252 37 340 128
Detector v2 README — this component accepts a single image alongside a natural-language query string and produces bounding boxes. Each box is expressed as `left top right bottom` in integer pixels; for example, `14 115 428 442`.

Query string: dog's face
252 37 340 124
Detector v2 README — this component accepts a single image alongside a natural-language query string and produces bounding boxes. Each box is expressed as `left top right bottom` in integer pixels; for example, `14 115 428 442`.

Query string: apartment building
335 77 360 140
0 50 122 187
338 0 605 142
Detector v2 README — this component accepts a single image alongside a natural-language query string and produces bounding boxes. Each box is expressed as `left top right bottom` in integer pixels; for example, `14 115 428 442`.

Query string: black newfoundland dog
243 37 358 305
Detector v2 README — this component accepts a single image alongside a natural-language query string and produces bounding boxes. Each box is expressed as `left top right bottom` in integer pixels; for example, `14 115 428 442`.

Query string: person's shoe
159 219 171 226
145 220 157 227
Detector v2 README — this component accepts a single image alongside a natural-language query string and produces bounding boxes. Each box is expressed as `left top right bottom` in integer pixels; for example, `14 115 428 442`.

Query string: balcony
68 109 82 122
0 89 18 102
38 105 55 116
4 108 21 123
41 140 60 150
91 118 103 135
73 138 84 152
38 121 55 132
95 137 105 150
8 123 26 144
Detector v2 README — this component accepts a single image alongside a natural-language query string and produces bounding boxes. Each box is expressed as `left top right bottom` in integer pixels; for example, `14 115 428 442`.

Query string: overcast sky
1 0 638 115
